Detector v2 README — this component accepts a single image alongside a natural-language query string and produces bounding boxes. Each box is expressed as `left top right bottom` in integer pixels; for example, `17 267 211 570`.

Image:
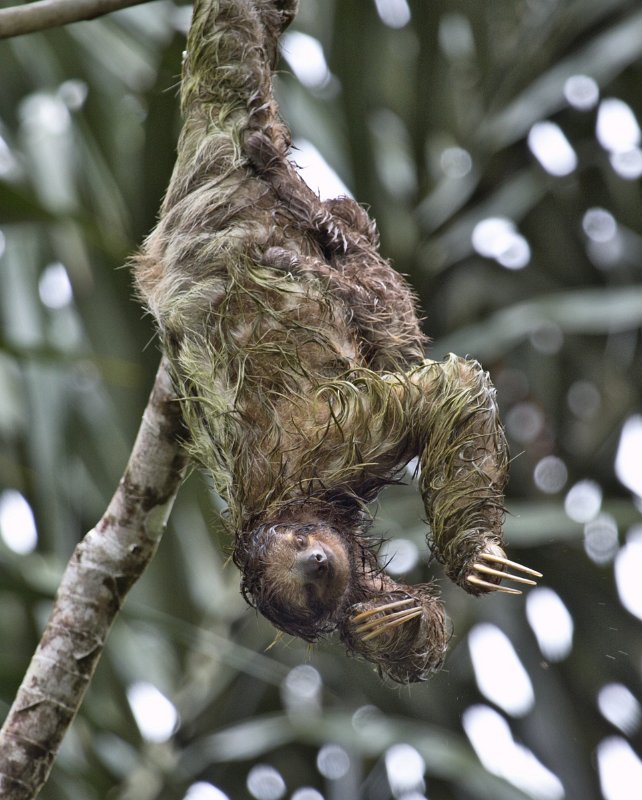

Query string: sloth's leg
398 355 541 595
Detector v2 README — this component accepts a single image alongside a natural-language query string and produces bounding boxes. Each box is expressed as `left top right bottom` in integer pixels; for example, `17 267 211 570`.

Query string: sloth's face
254 523 352 639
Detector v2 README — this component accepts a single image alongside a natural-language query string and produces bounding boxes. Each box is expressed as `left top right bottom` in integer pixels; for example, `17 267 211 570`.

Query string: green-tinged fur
133 0 511 682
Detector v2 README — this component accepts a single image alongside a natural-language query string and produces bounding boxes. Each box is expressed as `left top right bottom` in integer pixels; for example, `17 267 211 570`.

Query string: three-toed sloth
135 0 539 682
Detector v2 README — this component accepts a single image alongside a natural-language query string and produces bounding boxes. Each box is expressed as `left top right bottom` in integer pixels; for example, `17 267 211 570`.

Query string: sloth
134 0 540 682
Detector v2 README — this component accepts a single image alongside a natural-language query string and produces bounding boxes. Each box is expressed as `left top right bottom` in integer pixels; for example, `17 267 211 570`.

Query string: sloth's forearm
403 356 509 585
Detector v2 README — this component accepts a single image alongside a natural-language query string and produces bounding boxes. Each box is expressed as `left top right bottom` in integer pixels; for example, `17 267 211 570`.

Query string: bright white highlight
505 402 544 445
528 121 577 176
615 529 642 622
57 79 88 110
39 262 73 309
183 783 230 800
610 147 642 180
126 681 178 743
0 490 38 555
384 743 425 797
379 537 419 575
293 138 352 201
615 415 642 498
20 92 71 134
526 588 573 661
564 74 599 110
246 765 286 800
281 664 322 715
582 208 617 243
564 479 602 523
440 147 473 178
374 0 411 29
596 98 641 154
281 32 331 90
471 217 530 270
462 705 564 800
598 737 642 800
291 790 323 800
316 744 350 780
533 456 568 494
468 624 534 717
597 684 641 736
584 513 618 565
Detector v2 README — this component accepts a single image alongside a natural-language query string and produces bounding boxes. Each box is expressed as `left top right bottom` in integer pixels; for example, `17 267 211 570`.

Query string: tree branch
0 0 149 39
0 358 188 800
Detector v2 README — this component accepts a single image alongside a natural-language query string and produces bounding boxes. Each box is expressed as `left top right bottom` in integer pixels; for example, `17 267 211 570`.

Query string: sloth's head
239 521 356 640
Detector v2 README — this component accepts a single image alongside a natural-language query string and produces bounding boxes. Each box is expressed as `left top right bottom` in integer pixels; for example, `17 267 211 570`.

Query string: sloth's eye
294 533 307 548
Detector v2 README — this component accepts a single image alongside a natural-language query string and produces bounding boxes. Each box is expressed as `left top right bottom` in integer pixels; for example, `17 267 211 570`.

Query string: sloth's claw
466 550 542 595
350 598 423 642
479 552 543 578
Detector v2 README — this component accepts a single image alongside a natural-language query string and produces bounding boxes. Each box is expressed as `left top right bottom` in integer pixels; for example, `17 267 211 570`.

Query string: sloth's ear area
338 581 449 684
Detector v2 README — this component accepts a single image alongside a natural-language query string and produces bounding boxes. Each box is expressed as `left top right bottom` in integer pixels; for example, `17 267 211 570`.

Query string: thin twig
0 358 187 800
0 0 149 39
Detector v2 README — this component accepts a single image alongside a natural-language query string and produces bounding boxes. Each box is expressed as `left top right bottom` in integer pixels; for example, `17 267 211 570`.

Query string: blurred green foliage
1 1 641 798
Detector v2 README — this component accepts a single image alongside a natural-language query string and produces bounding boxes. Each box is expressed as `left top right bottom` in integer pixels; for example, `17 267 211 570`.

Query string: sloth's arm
164 0 296 212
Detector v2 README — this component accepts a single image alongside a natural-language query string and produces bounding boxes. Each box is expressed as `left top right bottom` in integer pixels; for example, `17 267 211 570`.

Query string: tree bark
0 358 187 800
0 0 149 39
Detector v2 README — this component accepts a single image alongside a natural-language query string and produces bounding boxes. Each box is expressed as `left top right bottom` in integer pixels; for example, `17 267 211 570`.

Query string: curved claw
350 598 423 642
351 597 415 623
467 574 522 595
466 552 542 596
479 552 542 578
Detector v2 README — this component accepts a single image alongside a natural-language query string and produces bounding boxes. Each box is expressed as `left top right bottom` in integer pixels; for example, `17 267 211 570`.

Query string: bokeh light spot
39 262 73 309
0 489 38 555
246 765 286 800
609 147 642 180
582 208 617 243
528 121 577 176
615 415 642 498
379 537 419 575
183 782 230 800
598 684 641 736
596 98 641 154
533 455 568 494
567 381 601 420
126 682 178 743
564 74 599 110
281 32 331 90
564 480 602 523
462 705 564 799
468 624 534 717
316 744 350 780
440 146 472 178
281 664 322 715
584 514 619 565
526 588 573 661
291 789 324 800
598 737 642 800
615 528 642 621
471 217 531 269
505 402 544 445
292 138 352 201
385 743 425 798
374 0 411 29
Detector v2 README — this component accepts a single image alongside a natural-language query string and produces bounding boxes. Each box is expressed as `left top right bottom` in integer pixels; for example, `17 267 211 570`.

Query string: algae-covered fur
134 0 538 683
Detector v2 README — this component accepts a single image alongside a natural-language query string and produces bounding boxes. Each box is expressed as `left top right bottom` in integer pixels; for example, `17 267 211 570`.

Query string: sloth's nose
298 546 328 578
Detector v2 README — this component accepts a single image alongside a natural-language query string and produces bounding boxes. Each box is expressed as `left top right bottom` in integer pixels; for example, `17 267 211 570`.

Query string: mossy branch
0 0 149 39
0 359 187 799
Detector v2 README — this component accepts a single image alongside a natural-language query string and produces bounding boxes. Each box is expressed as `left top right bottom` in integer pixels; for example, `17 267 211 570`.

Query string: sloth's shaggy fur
134 0 510 682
